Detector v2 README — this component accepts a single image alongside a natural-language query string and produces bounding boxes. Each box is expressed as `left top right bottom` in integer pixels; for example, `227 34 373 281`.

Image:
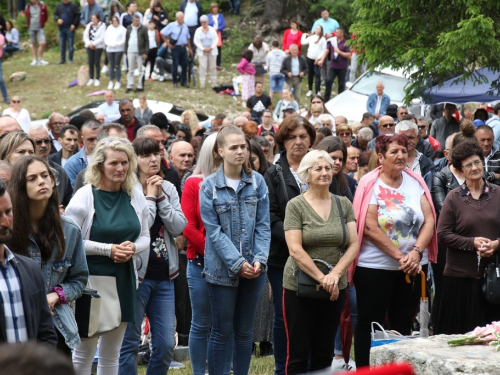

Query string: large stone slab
371 334 500 374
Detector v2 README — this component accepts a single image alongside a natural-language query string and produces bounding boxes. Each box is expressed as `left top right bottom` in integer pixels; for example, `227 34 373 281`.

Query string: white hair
297 150 335 183
28 123 49 135
395 120 418 134
319 114 334 123
358 127 374 141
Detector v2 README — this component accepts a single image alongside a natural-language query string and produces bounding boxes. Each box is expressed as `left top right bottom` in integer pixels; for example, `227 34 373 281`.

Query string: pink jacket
349 166 438 283
237 57 256 75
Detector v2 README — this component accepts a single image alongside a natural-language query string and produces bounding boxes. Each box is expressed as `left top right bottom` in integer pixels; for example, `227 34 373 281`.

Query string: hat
473 119 485 127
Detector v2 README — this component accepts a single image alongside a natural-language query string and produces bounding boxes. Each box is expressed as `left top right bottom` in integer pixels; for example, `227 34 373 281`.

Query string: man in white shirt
47 112 65 153
97 90 120 123
180 0 203 53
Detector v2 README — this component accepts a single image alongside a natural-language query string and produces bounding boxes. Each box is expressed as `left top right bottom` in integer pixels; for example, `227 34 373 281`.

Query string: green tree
349 0 500 103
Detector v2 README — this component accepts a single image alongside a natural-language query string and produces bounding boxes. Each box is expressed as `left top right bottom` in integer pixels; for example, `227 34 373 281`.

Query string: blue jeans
268 266 286 375
0 58 8 102
59 28 75 62
207 273 266 375
119 279 176 375
171 46 187 85
187 261 232 375
334 284 358 356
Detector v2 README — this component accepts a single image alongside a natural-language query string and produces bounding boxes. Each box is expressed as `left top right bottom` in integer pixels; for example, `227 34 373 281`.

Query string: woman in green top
283 150 359 375
66 137 150 375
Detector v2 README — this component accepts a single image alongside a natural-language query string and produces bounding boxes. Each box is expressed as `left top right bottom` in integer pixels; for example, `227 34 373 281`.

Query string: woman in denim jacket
200 125 270 375
7 156 88 355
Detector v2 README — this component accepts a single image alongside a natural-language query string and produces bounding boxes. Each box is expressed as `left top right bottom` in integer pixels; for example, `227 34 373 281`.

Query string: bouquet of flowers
447 321 500 350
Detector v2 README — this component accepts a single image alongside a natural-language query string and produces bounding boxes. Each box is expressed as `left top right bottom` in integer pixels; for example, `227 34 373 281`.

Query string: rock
371 334 500 374
10 72 27 82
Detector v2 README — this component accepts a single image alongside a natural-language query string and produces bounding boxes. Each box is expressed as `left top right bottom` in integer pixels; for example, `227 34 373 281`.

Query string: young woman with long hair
199 126 270 375
8 156 88 356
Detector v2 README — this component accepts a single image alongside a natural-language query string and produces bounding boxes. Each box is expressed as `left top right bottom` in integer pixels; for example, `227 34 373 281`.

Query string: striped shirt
0 247 28 343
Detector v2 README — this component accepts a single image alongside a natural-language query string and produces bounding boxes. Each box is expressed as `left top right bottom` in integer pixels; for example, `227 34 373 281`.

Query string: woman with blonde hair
66 137 149 375
180 109 202 136
0 130 35 165
336 124 353 149
182 134 233 374
200 125 270 375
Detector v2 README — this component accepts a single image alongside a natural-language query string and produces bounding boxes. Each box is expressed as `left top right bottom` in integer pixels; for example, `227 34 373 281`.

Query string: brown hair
252 38 263 49
210 2 219 12
242 121 258 139
375 133 408 156
213 125 252 176
275 116 316 151
315 137 349 196
453 119 477 148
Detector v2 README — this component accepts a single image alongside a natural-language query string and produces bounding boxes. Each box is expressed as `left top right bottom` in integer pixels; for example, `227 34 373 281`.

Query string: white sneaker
317 91 322 96
151 72 160 80
346 359 356 371
108 81 114 90
31 59 38 66
101 65 109 74
86 79 94 86
306 90 313 97
37 59 49 66
331 358 345 372
159 75 165 82
114 82 121 90
94 79 100 87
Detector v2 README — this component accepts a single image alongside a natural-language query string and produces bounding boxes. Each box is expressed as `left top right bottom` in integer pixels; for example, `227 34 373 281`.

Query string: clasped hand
146 175 163 197
475 237 498 258
111 241 136 263
320 272 340 301
238 261 261 279
399 251 421 276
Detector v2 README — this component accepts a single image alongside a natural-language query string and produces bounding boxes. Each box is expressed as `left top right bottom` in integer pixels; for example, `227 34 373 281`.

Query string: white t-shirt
2 108 31 133
225 176 240 191
358 173 428 270
61 158 68 168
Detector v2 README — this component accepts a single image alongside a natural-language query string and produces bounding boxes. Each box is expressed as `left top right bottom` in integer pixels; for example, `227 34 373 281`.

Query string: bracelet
411 246 423 260
50 286 68 305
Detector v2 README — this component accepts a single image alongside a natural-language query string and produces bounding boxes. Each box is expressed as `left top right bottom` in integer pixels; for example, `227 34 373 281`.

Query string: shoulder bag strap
334 195 347 256
275 164 290 202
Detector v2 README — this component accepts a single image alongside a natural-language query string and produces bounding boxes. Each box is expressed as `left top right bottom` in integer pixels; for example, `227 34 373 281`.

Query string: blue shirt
97 102 120 123
0 247 28 343
311 17 339 34
161 22 190 46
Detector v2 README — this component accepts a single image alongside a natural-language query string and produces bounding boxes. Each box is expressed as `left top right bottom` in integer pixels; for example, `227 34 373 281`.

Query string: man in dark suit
0 178 57 345
48 124 79 168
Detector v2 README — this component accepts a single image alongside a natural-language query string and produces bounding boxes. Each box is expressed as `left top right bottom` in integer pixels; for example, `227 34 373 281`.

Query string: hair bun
460 119 476 137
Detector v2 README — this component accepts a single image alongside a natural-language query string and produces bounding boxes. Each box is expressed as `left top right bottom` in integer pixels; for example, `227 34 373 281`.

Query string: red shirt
282 29 303 54
181 176 206 259
124 118 137 141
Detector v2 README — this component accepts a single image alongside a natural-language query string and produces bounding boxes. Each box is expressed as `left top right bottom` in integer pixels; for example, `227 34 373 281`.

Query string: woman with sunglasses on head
119 137 187 374
200 125 270 375
175 124 193 142
2 95 31 132
66 138 149 375
8 156 88 357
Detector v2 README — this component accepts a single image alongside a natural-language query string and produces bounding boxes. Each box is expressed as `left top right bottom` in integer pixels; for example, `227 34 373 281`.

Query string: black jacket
116 117 144 139
179 0 203 26
48 149 63 166
264 152 338 268
49 160 73 207
431 165 460 217
416 137 433 159
54 1 81 29
0 252 57 346
280 55 308 84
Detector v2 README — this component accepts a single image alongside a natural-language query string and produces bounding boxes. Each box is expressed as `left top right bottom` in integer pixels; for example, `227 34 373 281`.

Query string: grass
137 355 276 374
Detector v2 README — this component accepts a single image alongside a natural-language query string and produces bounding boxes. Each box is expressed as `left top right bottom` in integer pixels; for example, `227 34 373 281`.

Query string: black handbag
75 288 101 338
483 253 500 305
295 195 348 299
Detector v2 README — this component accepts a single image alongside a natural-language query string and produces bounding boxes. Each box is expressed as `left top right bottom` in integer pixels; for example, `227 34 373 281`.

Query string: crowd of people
2 2 500 375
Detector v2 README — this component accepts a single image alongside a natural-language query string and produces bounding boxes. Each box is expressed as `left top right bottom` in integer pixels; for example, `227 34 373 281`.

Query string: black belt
173 44 187 48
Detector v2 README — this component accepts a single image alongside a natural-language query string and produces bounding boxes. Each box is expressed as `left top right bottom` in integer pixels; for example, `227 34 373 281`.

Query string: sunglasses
34 138 52 146
338 132 351 137
12 100 20 104
417 125 427 129
380 123 396 128
177 125 190 132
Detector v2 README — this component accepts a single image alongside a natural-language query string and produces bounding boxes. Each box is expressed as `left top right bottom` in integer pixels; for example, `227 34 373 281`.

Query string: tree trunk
258 0 286 32
8 0 18 19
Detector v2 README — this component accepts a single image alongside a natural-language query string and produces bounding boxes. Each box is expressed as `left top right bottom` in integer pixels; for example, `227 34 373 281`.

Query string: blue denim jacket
200 167 270 286
27 216 89 349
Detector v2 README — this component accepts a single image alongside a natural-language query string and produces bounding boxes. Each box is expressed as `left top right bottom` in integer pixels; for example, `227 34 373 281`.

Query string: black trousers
306 57 321 93
144 47 158 78
354 266 426 368
217 46 222 67
283 288 345 375
325 67 347 102
86 48 103 79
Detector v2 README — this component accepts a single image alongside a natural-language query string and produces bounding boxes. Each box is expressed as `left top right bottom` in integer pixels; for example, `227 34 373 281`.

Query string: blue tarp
424 68 500 104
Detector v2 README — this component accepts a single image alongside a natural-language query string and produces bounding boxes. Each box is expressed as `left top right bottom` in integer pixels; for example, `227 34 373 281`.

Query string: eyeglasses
50 121 65 126
380 123 396 128
34 137 51 146
338 132 351 137
462 159 483 169
12 100 20 104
